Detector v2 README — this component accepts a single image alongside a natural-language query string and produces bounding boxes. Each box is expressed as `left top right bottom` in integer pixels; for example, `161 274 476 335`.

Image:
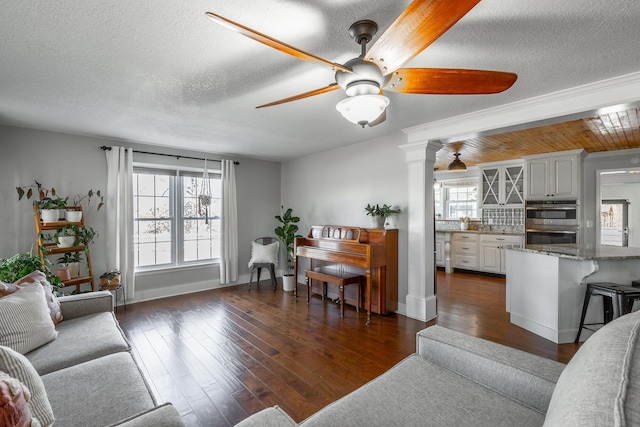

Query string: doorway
600 199 629 246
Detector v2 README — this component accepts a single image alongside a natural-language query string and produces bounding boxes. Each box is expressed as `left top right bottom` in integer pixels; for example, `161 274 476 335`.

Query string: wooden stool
575 282 640 343
305 267 363 318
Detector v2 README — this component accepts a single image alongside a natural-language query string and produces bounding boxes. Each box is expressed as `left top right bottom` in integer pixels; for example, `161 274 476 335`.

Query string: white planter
65 210 83 222
65 261 80 277
57 236 76 248
282 274 295 292
40 209 60 223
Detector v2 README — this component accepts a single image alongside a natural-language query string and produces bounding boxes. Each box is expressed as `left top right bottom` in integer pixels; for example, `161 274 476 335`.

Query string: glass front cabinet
480 162 524 208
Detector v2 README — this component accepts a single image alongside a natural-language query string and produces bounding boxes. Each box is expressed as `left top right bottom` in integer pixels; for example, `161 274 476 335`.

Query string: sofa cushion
235 406 297 427
42 352 156 427
0 345 55 426
26 311 130 375
300 354 545 427
544 310 640 426
109 403 185 427
0 283 58 354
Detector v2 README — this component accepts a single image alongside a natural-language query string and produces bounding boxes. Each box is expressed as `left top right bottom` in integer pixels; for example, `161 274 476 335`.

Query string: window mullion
175 172 183 265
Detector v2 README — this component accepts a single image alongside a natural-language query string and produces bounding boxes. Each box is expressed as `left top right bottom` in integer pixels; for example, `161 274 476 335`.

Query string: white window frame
133 164 221 272
434 177 480 220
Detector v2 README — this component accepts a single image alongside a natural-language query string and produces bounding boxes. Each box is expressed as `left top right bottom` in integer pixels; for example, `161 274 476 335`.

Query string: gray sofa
25 291 185 427
237 309 640 426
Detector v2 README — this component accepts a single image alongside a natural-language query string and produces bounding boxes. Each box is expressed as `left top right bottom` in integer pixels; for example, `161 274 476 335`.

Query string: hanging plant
198 159 212 224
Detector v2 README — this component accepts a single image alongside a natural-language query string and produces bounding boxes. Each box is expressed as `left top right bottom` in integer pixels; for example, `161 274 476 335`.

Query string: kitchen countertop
435 229 524 236
510 244 640 260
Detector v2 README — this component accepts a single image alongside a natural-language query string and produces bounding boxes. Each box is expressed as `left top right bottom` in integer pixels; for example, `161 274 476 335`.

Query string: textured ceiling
1 0 639 161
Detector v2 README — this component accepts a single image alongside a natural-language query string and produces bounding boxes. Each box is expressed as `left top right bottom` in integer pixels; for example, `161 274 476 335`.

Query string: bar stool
575 282 640 343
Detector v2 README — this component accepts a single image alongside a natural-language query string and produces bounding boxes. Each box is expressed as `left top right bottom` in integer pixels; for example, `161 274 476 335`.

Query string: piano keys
294 225 398 324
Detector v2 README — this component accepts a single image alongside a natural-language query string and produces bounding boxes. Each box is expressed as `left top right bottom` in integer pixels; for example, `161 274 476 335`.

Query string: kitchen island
505 244 640 343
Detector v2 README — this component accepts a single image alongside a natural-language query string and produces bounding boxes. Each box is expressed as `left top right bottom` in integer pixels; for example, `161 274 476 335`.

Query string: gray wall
0 125 281 301
281 132 410 314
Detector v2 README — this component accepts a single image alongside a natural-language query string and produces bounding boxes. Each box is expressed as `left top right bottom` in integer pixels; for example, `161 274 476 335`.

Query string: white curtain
220 159 238 284
105 147 135 299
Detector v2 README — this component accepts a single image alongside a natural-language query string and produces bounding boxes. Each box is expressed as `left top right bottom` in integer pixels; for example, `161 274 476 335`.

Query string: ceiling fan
205 0 517 128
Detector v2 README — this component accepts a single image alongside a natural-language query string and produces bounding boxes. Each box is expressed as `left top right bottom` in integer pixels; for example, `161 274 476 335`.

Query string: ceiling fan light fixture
336 94 389 128
447 153 467 171
344 80 380 96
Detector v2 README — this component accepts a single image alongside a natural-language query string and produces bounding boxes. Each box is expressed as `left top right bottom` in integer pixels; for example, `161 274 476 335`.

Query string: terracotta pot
55 268 71 281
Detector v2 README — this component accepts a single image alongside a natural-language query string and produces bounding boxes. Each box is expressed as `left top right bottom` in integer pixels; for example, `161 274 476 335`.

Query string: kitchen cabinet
452 233 479 270
524 150 584 200
435 233 444 266
480 161 524 207
479 234 523 274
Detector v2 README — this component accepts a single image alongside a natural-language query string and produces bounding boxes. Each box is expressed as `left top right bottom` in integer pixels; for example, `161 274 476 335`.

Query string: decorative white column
400 140 443 322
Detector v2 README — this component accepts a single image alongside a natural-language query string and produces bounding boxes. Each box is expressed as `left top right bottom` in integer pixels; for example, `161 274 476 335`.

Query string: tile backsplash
436 208 525 233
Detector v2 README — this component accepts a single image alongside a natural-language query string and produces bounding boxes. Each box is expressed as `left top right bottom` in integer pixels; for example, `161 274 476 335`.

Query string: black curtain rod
100 146 239 165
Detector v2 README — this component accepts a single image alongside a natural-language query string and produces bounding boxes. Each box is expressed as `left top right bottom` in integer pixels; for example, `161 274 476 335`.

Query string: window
133 168 221 269
446 185 478 219
434 178 479 219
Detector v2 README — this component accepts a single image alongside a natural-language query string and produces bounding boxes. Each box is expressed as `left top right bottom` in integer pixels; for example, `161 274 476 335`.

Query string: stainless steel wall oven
525 200 580 246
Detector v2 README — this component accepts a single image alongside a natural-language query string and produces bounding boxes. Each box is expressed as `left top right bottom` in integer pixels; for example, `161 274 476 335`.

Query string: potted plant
66 189 104 221
16 181 67 222
100 269 121 289
0 252 63 295
57 252 82 278
365 203 401 228
274 206 302 292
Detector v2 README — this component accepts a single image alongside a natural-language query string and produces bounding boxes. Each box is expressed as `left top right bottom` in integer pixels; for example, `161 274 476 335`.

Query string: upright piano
294 225 398 324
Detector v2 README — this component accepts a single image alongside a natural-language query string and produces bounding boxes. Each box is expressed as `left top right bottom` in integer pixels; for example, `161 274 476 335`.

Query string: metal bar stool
575 282 640 343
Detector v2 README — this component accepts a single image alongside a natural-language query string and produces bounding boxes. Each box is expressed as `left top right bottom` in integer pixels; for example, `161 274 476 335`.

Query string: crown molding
401 71 640 146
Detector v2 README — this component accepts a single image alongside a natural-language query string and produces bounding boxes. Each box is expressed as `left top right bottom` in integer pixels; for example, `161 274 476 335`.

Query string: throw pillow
0 371 37 427
0 346 54 426
0 284 59 354
15 272 63 325
248 241 279 268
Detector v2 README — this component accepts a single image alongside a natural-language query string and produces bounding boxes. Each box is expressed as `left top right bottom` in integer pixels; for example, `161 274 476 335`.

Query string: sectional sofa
237 309 640 426
4 289 185 426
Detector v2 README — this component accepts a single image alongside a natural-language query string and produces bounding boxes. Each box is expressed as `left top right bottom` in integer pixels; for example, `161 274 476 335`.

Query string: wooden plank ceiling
434 108 640 171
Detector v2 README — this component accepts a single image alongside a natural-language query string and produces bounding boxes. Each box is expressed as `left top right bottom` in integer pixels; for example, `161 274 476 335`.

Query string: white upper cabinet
479 161 524 207
524 150 584 200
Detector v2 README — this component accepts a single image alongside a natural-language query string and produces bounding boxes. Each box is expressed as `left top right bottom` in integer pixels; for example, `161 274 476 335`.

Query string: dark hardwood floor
116 270 580 426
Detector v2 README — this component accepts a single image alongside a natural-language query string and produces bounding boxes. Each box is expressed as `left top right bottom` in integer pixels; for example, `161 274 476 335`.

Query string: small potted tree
274 206 302 292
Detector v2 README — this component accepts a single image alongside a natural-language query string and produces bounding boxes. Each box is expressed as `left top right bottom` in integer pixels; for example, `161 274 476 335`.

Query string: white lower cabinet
479 234 523 274
435 233 445 267
452 233 479 270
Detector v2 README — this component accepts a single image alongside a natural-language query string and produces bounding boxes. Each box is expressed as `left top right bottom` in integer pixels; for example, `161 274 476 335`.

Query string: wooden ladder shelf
34 206 95 292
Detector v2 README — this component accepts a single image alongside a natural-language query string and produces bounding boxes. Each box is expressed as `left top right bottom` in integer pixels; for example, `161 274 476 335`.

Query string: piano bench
305 267 363 318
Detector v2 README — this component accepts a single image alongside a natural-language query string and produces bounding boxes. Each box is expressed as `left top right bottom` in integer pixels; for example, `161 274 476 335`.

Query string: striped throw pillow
0 283 58 354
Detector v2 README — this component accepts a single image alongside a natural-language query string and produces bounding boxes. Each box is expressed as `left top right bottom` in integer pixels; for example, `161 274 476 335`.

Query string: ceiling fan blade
384 68 517 94
365 0 481 75
256 83 340 109
368 109 387 127
206 12 352 74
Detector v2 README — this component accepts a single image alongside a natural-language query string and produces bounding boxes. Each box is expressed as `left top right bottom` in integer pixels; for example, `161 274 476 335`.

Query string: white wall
0 125 281 302
281 132 410 313
601 175 640 248
582 149 640 247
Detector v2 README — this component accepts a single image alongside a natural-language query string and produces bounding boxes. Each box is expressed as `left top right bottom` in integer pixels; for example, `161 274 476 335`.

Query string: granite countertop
510 244 640 260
